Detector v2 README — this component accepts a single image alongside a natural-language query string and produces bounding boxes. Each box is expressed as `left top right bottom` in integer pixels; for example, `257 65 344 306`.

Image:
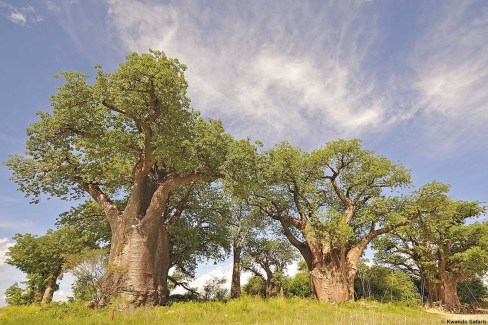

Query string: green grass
0 297 444 325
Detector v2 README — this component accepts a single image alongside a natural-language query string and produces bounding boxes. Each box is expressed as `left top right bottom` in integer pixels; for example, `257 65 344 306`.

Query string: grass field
0 297 453 325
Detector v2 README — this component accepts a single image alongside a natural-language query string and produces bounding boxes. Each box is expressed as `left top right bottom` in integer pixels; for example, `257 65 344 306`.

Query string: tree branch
79 182 120 225
145 173 211 222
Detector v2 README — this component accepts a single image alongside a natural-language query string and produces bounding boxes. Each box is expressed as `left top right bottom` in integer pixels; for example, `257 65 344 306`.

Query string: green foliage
201 277 228 301
355 264 420 306
5 226 100 305
56 200 112 248
4 283 35 306
374 182 487 291
286 271 312 298
243 275 266 297
4 50 232 203
457 277 488 304
167 183 231 279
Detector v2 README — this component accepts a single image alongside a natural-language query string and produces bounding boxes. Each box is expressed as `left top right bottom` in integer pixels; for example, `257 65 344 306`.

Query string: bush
243 275 266 297
458 277 488 304
4 283 34 306
355 264 420 306
286 272 312 298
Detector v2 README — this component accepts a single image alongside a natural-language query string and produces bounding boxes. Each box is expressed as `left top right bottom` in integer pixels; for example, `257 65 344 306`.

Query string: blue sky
1 0 487 304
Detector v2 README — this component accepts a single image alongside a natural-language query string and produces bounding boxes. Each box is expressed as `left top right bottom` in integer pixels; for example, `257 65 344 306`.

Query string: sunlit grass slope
0 297 443 325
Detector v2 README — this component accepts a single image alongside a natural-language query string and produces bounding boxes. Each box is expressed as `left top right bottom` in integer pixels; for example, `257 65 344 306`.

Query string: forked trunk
40 277 57 305
101 217 170 308
230 246 242 299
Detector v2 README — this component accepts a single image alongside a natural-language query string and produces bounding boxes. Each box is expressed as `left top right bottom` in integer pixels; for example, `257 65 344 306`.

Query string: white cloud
0 237 14 266
0 237 26 306
8 11 26 25
105 0 399 147
0 1 43 25
410 1 488 155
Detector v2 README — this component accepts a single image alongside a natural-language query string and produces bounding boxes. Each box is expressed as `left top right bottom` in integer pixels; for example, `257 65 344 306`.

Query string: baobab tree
247 140 436 302
5 50 232 307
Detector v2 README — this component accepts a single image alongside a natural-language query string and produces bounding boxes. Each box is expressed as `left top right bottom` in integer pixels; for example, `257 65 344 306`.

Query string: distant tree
6 226 98 304
64 249 108 303
223 198 263 299
374 182 487 311
354 264 419 306
242 237 297 297
5 50 232 307
202 277 228 301
220 139 264 299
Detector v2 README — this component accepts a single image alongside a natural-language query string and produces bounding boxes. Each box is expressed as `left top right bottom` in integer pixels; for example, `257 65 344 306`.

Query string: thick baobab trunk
439 279 461 311
304 248 358 302
309 264 355 302
101 216 170 307
40 277 57 305
230 246 242 299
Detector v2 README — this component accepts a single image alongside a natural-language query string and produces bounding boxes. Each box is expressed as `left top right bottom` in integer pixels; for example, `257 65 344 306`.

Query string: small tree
6 226 97 304
4 283 36 306
457 277 488 305
202 277 228 301
242 237 297 297
64 249 108 303
354 264 420 306
243 275 266 297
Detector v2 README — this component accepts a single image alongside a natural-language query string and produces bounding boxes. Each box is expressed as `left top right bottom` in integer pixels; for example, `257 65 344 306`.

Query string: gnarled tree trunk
101 215 169 307
308 262 355 302
439 279 461 311
301 243 360 303
424 277 440 304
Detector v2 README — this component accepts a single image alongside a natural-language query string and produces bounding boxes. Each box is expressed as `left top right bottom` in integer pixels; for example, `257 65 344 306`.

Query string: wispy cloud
0 237 13 265
410 1 488 155
0 2 43 26
105 0 399 147
0 238 26 306
42 0 488 156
